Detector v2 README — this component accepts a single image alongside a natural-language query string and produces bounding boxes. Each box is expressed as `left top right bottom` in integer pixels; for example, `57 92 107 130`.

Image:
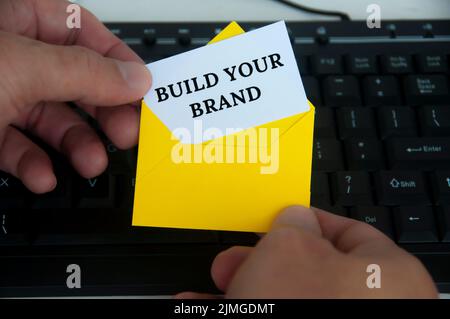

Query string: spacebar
0 250 222 297
34 228 220 245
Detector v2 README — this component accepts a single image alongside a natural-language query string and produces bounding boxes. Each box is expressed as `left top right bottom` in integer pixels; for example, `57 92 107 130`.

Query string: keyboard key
33 208 117 245
377 106 417 138
0 172 26 208
437 206 450 242
115 174 136 208
350 206 393 238
404 75 449 105
363 76 401 106
0 210 28 246
393 206 438 243
32 177 72 209
106 141 137 173
142 34 157 47
416 54 448 73
0 251 220 294
331 171 373 206
346 55 378 74
311 172 331 206
33 209 218 245
381 55 413 74
431 171 450 205
177 32 192 46
314 108 336 137
323 76 361 107
344 138 385 171
302 76 322 106
79 175 109 198
418 105 450 137
312 139 344 172
0 172 26 197
296 55 310 75
76 174 115 208
119 227 219 245
375 171 430 206
386 137 450 170
311 55 343 75
336 107 377 139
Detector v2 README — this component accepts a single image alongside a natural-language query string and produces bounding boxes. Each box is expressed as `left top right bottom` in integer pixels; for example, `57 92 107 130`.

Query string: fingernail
115 61 152 92
274 206 322 235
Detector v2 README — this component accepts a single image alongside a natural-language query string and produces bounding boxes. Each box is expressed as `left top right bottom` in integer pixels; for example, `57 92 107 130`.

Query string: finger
96 105 140 150
272 205 322 236
81 103 140 150
1 0 147 150
211 246 253 292
173 292 221 299
256 206 334 262
0 0 148 150
0 126 56 193
0 0 142 63
15 102 107 178
311 207 395 254
0 32 151 111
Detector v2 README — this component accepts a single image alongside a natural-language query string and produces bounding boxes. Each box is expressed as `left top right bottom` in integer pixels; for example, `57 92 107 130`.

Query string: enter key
386 137 450 170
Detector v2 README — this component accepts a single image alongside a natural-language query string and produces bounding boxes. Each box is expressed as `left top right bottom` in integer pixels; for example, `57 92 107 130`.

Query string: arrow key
394 206 438 243
437 206 450 242
431 171 450 205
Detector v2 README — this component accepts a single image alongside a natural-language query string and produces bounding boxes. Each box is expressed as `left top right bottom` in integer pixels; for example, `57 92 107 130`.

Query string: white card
143 21 309 144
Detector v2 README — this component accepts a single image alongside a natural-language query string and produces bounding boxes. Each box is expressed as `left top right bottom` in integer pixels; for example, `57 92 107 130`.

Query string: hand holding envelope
133 21 315 232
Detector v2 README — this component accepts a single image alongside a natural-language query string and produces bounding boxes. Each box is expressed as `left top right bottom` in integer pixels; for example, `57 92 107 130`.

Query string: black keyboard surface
1 20 450 297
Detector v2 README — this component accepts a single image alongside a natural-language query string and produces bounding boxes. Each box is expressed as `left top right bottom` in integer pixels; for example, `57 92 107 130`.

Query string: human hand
177 206 438 298
0 0 151 193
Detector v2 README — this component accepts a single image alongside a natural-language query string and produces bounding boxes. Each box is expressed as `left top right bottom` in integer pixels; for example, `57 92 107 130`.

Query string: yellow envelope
133 22 315 232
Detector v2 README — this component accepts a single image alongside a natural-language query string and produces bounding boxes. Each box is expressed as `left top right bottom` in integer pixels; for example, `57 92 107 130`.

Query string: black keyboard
1 20 450 297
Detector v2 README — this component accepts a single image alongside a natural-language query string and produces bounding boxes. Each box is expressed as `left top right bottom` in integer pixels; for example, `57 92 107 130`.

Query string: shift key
386 138 450 170
375 171 430 206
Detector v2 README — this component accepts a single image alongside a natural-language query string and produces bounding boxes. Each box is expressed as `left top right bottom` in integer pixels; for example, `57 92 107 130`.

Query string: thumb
210 206 322 293
271 205 322 236
224 206 331 298
0 32 151 117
